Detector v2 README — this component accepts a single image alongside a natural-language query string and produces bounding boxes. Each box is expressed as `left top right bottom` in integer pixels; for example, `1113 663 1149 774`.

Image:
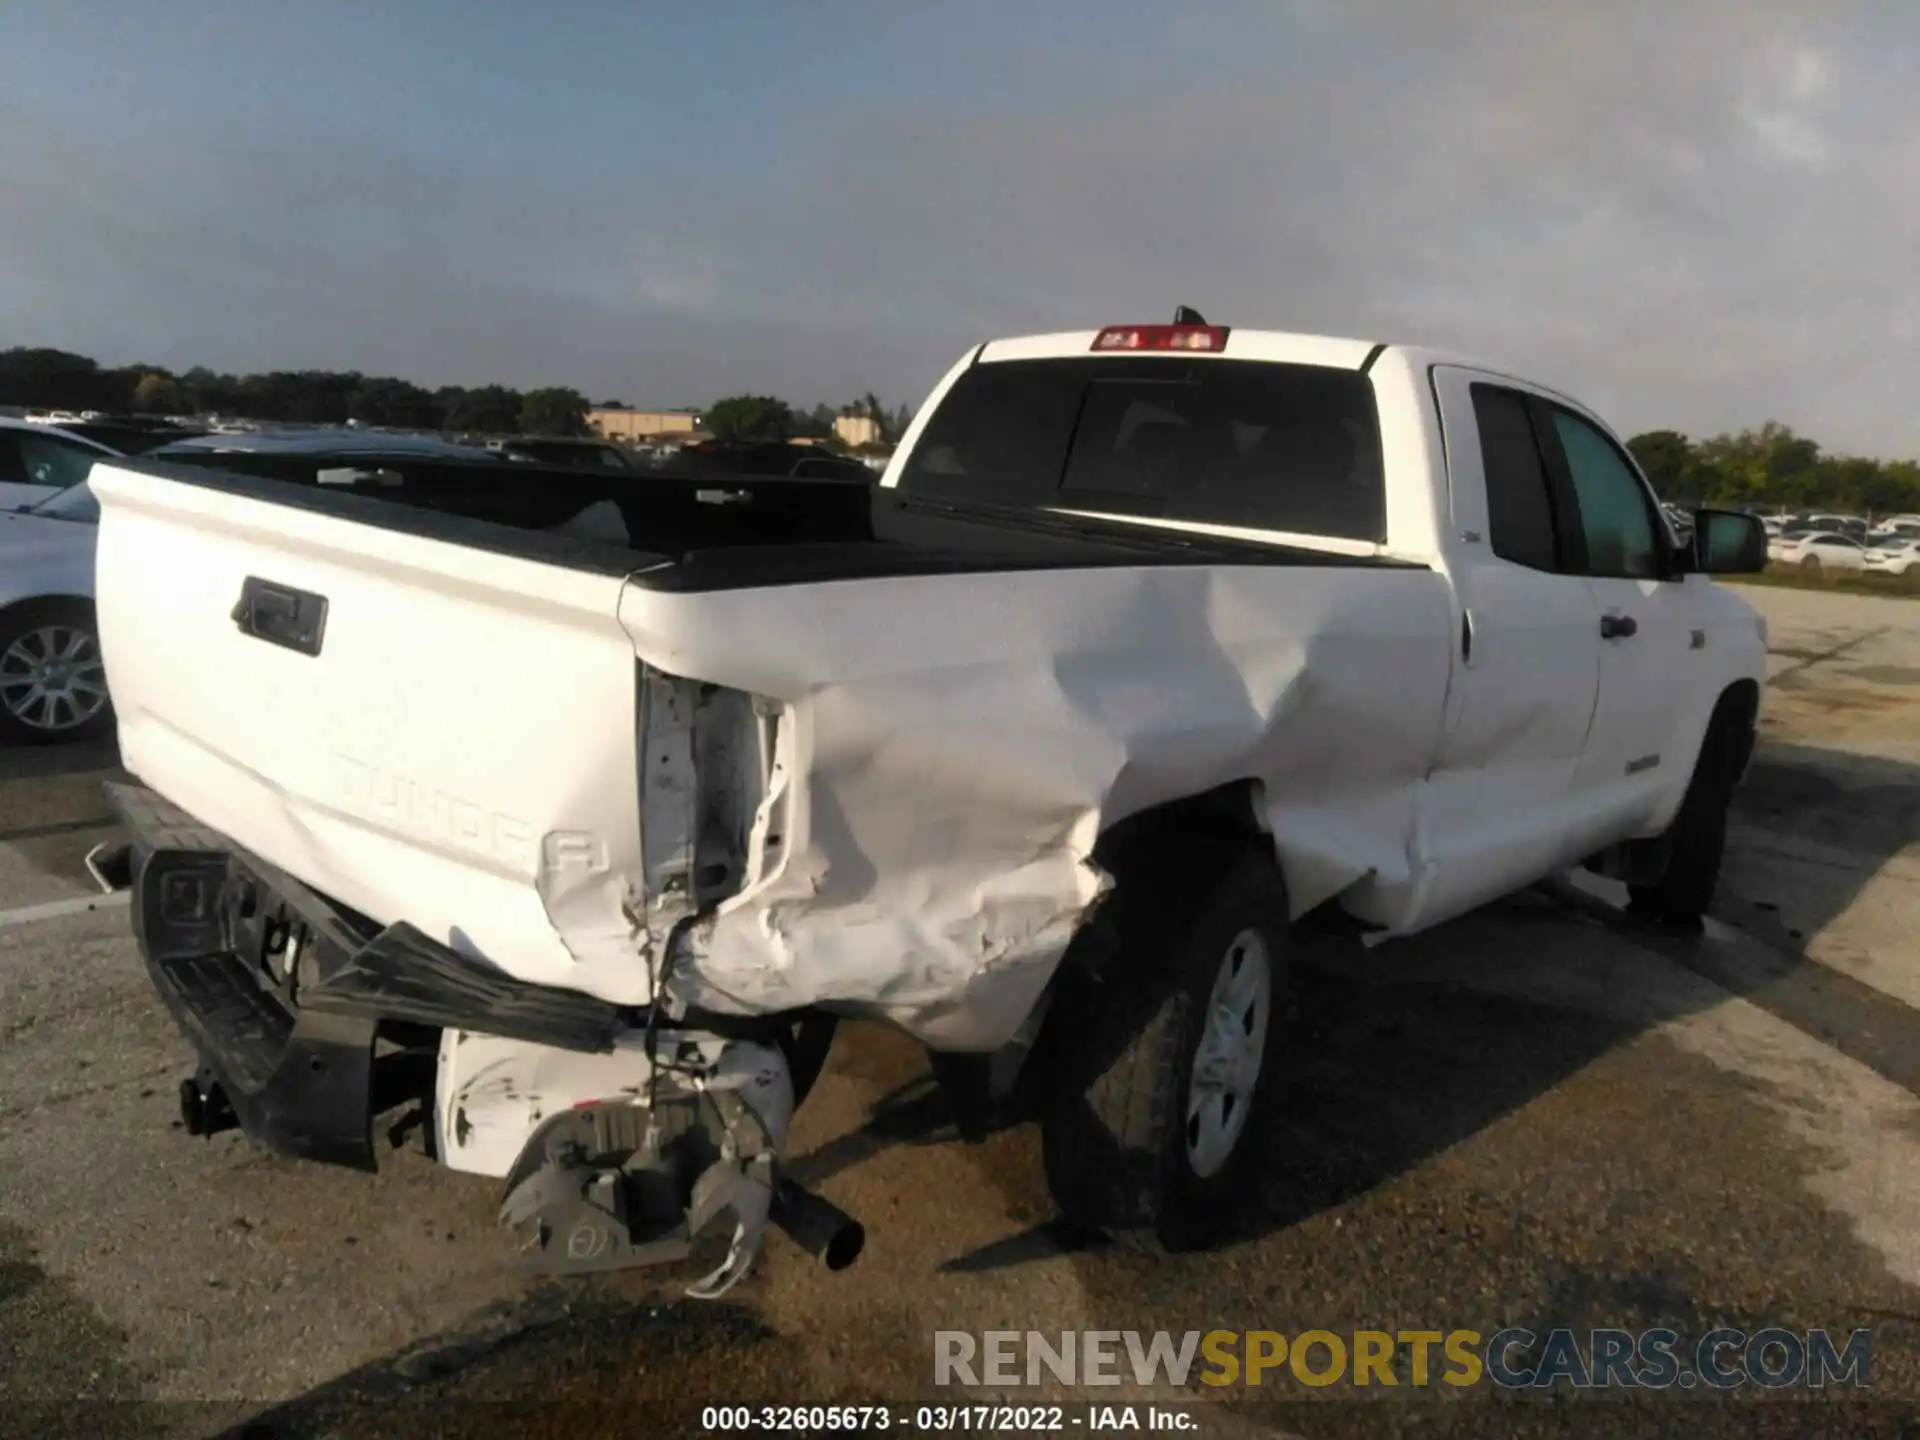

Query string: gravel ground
0 584 1916 1440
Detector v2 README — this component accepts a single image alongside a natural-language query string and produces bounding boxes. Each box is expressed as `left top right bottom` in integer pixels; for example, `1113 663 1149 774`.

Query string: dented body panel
615 563 1454 1048
88 328 1768 1268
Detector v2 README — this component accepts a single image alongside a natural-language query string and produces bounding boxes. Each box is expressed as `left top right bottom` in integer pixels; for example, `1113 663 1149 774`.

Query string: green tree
347 377 439 428
518 386 590 436
0 347 107 410
441 385 523 434
705 394 794 442
131 371 187 415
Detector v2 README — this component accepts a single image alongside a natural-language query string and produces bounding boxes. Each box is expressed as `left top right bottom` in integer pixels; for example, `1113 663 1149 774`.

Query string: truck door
1408 368 1605 928
1529 401 1699 831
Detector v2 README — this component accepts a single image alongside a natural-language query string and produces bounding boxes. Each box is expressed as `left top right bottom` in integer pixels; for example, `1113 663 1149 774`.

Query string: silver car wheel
1185 927 1273 1179
0 623 109 733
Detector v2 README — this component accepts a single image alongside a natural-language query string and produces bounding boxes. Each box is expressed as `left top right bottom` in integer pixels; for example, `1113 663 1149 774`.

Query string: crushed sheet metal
619 562 1454 1051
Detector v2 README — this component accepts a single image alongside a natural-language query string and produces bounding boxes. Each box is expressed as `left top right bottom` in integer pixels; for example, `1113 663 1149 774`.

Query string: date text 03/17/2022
699 1405 1194 1432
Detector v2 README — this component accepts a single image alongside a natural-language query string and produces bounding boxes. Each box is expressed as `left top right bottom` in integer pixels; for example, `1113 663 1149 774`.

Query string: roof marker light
1092 324 1230 353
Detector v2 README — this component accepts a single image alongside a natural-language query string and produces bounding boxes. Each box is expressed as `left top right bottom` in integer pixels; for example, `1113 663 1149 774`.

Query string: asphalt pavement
1 584 1917 1440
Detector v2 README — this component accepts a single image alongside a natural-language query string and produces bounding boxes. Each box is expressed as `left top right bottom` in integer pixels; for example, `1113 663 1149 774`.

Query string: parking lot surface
2 584 1917 1438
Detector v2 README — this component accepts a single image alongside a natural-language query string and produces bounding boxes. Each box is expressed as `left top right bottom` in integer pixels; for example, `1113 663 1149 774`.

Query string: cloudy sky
2 1 1915 453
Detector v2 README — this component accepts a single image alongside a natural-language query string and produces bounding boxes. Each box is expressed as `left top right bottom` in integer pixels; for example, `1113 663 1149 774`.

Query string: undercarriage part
768 1176 864 1271
178 1069 237 1137
780 1014 840 1108
85 840 132 894
495 1033 835 1299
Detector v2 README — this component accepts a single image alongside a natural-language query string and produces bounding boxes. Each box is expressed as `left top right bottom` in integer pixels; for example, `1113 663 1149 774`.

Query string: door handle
1599 613 1639 641
232 576 329 657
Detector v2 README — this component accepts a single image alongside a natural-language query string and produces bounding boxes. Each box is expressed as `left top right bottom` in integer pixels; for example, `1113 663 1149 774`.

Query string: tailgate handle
232 577 329 657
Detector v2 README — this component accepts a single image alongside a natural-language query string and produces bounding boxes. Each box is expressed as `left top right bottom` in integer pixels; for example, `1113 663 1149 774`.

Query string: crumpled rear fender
617 562 1454 1051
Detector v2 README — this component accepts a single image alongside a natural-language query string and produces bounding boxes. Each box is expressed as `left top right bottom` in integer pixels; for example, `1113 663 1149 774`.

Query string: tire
0 599 114 746
1039 850 1291 1251
1627 720 1738 927
1801 554 1822 575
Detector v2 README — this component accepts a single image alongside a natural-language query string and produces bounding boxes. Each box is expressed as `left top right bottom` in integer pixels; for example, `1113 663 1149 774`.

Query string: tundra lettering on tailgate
332 752 536 870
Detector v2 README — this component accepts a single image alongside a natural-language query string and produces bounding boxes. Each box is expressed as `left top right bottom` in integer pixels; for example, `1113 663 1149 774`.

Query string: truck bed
91 453 1450 1044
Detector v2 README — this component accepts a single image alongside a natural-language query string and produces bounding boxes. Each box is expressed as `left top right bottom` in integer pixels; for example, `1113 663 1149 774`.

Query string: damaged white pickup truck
87 318 1769 1295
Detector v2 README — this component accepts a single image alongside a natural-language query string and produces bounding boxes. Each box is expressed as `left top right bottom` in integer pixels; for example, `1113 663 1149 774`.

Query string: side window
1470 385 1558 571
1548 409 1661 580
13 435 101 491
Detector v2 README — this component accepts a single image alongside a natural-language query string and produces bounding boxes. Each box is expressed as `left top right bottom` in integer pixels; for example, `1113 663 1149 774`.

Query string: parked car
152 429 499 464
1775 531 1867 573
0 417 123 511
656 439 877 481
86 318 1769 1295
0 480 112 744
1864 536 1920 576
1800 511 1868 538
488 436 638 471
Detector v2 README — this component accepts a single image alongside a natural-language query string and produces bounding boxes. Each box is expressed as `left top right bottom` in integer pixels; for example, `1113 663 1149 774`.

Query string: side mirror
1690 508 1768 574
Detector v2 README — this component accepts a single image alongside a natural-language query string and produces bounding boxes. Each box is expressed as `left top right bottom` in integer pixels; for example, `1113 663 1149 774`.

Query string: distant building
586 406 703 443
833 412 882 449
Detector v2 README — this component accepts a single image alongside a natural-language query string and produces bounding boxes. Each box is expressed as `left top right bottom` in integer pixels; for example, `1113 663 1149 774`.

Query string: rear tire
1040 851 1291 1251
0 599 114 747
1627 722 1739 927
1801 554 1822 576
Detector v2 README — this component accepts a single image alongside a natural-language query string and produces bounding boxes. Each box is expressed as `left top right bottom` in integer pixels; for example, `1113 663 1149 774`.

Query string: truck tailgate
90 461 654 1002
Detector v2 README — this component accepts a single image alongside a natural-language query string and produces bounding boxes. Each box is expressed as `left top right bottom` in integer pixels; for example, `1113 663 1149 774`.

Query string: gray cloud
3 2 1917 451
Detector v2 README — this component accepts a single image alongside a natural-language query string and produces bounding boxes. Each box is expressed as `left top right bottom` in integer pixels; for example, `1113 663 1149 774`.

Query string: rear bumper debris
104 781 625 1170
102 780 862 1295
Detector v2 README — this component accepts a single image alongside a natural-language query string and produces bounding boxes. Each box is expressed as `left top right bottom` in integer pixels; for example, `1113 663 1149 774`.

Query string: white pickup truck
87 317 1769 1295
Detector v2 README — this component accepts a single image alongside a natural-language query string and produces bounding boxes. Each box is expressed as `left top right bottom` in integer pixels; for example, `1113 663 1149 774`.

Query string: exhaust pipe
769 1175 865 1272
178 1074 237 1137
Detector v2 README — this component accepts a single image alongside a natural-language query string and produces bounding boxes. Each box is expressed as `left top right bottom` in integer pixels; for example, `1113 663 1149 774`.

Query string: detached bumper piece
102 781 625 1172
496 1039 864 1298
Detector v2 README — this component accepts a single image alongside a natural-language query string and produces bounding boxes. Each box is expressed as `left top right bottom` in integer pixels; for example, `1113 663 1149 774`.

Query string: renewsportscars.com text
933 1327 1871 1390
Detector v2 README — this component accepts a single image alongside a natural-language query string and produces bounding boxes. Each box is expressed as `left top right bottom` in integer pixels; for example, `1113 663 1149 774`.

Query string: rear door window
898 357 1385 541
1469 385 1560 572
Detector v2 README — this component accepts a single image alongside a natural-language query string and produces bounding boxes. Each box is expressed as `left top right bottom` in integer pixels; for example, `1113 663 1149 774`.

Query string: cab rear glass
897 357 1385 542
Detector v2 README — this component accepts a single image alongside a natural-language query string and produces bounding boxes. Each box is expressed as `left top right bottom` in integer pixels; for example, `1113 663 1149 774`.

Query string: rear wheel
0 600 113 746
1801 554 1822 575
1040 851 1291 1251
1627 722 1739 928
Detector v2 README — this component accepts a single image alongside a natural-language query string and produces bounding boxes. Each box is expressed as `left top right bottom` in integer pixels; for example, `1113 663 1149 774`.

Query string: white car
0 482 111 745
1864 536 1920 576
0 417 122 511
86 318 1771 1291
1775 530 1867 573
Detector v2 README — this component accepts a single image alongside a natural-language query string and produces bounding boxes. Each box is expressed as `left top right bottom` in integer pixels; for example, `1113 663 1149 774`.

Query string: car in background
50 415 205 456
153 429 499 463
1799 511 1868 538
655 440 876 481
1774 530 1867 574
488 436 637 470
0 479 111 744
1864 536 1920 576
0 417 124 510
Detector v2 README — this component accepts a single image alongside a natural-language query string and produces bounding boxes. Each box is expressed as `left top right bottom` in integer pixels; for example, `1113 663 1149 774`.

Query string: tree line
0 347 914 450
0 345 593 437
702 393 914 451
8 346 1911 510
1627 422 1920 517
